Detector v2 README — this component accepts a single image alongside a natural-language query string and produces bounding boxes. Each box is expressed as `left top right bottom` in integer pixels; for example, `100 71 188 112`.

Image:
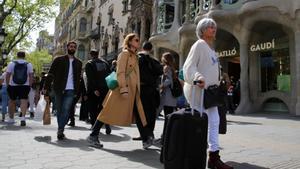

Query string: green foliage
0 0 57 54
26 49 52 75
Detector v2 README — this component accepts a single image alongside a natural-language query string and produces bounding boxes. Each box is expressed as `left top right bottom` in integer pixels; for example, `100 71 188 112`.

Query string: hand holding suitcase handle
192 80 205 116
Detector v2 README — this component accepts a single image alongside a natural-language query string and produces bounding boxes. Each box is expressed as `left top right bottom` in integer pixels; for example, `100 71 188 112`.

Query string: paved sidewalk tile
0 112 299 169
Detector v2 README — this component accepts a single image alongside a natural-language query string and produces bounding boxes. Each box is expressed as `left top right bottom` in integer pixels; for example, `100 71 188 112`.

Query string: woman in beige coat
87 33 152 149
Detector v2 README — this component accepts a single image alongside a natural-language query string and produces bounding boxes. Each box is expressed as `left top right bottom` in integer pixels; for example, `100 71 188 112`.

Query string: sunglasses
133 39 139 42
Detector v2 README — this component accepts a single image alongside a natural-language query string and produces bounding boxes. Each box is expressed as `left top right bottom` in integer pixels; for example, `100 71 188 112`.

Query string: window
108 5 114 25
79 18 87 32
260 48 290 92
122 0 129 14
78 44 85 61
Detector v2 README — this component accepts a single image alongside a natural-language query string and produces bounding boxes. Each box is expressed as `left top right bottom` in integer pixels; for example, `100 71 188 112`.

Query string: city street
0 108 300 169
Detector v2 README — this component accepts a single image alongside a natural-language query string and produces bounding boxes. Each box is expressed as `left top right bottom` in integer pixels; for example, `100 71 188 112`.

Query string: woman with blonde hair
87 33 153 149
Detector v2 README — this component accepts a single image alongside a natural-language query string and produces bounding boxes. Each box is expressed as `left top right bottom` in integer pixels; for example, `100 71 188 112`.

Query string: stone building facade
89 0 153 61
150 0 300 115
54 0 93 62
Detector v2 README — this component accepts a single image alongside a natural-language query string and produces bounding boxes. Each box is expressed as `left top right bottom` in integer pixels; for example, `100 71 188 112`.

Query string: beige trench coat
97 50 147 126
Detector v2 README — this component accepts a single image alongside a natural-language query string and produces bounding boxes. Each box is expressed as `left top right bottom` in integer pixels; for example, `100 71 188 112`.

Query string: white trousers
205 106 220 152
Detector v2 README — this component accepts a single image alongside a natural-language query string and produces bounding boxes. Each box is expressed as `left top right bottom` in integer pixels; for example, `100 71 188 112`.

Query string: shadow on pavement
0 124 33 130
101 148 163 169
66 125 90 131
34 136 95 152
99 133 131 143
227 120 262 125
227 161 270 169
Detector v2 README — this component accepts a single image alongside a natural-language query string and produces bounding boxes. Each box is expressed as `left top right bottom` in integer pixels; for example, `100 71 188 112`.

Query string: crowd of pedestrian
0 18 239 169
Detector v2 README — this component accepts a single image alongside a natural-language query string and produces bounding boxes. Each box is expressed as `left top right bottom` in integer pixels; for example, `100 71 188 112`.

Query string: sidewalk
0 110 300 169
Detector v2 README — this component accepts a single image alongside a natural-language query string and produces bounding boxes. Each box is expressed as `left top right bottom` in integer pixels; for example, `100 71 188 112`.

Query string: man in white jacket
183 18 233 169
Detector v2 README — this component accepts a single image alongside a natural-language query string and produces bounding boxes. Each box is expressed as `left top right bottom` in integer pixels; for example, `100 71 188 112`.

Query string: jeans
205 106 220 152
54 90 75 131
1 86 8 114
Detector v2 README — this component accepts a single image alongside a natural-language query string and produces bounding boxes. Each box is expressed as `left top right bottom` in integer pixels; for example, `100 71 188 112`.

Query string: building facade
151 0 300 115
54 0 92 62
89 0 153 61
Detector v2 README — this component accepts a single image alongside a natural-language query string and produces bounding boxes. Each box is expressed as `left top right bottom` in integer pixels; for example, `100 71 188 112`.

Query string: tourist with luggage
183 18 233 169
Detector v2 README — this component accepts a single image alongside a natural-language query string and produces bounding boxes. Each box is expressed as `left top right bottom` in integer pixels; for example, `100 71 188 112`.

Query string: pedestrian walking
43 41 83 140
5 51 33 126
132 41 163 142
183 18 233 169
85 49 111 133
87 33 151 149
0 68 9 122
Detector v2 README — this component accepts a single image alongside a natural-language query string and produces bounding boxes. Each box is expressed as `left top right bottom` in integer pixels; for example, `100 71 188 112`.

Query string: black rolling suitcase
161 87 208 169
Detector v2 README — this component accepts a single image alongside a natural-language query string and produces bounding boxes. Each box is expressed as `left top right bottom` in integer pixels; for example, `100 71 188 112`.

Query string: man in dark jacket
44 41 83 140
136 41 163 148
85 49 111 134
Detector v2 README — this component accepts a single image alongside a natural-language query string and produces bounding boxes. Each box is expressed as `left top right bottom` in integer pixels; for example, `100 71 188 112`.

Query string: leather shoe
68 121 75 127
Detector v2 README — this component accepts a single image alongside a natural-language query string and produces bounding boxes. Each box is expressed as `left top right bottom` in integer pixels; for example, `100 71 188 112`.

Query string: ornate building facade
151 0 300 115
54 0 93 62
90 0 153 61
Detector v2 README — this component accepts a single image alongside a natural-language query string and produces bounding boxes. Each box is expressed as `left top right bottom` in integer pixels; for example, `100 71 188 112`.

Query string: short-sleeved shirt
6 59 33 86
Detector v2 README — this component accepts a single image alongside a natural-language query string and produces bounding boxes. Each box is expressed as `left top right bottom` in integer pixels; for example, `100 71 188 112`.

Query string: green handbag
105 71 118 90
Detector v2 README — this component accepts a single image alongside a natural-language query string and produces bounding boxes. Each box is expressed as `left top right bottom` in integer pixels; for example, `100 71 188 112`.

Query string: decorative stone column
235 42 254 114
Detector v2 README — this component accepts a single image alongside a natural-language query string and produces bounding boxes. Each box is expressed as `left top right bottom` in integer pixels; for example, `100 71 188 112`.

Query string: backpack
12 61 28 85
170 77 183 97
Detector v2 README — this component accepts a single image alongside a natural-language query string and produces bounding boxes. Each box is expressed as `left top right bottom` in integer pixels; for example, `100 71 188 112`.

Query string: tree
26 49 52 76
0 0 57 54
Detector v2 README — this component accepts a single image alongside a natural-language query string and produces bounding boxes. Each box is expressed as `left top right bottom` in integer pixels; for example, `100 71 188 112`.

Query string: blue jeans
54 90 75 131
1 86 8 114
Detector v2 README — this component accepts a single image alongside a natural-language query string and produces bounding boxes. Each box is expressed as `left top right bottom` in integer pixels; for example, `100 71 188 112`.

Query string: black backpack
170 77 183 97
12 61 28 85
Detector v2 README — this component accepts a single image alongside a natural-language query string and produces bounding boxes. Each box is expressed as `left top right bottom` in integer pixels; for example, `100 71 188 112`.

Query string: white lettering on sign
217 47 237 57
250 39 275 52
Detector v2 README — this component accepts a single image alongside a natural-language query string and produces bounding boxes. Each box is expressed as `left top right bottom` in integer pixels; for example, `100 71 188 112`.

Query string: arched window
79 18 87 32
78 44 85 61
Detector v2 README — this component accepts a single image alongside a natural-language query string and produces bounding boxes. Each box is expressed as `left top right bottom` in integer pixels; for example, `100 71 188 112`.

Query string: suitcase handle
192 81 204 116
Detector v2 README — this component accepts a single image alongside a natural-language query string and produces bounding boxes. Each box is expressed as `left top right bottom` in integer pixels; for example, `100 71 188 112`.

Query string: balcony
86 1 95 13
89 27 100 39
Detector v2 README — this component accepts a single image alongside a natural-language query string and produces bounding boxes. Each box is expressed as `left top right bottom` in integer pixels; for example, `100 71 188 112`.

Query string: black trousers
87 93 110 127
90 101 151 142
69 96 80 122
140 86 157 137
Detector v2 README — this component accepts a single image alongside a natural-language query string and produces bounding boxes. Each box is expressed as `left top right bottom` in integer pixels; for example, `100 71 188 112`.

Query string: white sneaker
6 118 15 124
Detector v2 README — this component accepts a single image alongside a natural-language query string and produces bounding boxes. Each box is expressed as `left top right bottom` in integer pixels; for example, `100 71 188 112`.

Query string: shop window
260 48 290 92
79 18 87 32
78 44 85 61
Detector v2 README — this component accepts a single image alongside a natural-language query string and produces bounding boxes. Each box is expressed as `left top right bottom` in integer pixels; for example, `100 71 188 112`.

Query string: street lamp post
0 27 8 70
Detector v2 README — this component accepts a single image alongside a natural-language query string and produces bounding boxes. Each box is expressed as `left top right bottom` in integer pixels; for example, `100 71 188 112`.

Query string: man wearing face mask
43 41 83 140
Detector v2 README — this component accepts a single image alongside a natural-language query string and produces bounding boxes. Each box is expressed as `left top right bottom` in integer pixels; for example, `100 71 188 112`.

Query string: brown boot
208 151 233 169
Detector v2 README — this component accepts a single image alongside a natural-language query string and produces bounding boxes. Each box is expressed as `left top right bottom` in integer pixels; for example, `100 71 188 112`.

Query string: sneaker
20 120 26 126
7 118 15 124
67 121 75 127
143 137 154 149
57 129 65 140
30 112 34 119
87 135 103 148
57 133 65 140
